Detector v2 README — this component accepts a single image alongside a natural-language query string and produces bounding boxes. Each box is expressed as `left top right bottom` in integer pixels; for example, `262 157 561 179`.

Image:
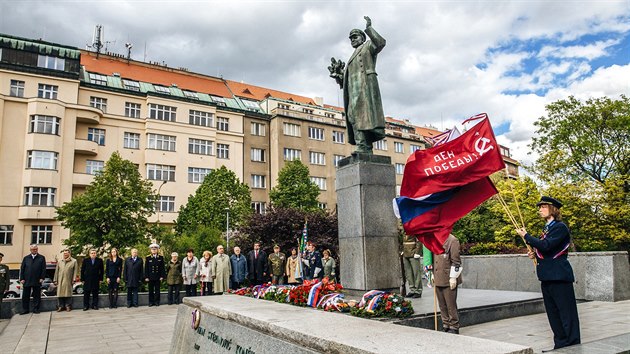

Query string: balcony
18 206 56 220
73 172 95 187
76 106 103 124
271 108 345 126
74 138 98 155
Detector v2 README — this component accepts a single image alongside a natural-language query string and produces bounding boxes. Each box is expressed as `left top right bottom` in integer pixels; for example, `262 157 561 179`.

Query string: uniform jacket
198 257 213 283
343 25 386 144
247 250 268 281
525 220 575 282
20 253 46 287
0 264 10 292
268 252 286 277
322 257 336 280
433 235 462 287
81 257 104 291
402 234 422 258
145 254 166 281
166 260 183 286
124 256 144 288
54 257 78 297
105 257 123 280
305 250 323 279
182 256 200 285
230 254 248 283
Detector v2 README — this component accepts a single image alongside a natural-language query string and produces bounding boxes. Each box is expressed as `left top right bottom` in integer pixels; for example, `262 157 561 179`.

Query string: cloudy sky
1 1 628 167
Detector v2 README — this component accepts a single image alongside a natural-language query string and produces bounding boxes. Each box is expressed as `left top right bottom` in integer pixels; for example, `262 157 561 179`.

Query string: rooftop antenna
91 25 104 58
125 42 133 62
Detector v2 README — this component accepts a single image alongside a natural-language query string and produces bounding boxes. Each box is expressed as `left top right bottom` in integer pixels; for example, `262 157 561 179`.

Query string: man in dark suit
124 248 143 307
145 243 165 306
19 244 47 314
247 242 267 286
81 249 104 310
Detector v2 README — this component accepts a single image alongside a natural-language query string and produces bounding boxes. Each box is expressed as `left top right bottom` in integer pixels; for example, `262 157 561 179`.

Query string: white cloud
538 39 621 60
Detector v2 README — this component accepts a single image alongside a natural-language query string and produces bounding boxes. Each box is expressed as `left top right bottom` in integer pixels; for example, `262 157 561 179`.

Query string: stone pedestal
336 153 401 292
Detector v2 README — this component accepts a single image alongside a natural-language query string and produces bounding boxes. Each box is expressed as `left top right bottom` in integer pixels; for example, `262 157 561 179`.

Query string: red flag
400 118 505 198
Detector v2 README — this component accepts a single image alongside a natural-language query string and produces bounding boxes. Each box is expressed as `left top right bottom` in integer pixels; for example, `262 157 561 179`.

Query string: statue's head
349 29 366 48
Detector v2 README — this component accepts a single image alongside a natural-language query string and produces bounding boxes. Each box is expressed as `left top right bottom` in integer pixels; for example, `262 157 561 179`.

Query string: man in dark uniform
19 244 46 314
433 234 462 334
517 196 580 351
124 248 143 307
145 243 165 306
0 252 9 314
81 249 104 310
302 242 323 280
247 242 267 286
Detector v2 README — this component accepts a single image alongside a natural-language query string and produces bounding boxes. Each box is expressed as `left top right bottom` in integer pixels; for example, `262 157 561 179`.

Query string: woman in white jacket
182 249 200 297
198 250 213 295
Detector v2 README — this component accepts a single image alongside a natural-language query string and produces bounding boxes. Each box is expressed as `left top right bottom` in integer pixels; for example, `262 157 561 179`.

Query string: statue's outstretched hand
364 16 371 28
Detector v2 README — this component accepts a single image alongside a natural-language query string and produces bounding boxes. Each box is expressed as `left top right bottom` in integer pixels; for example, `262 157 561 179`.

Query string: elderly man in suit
81 249 104 310
124 248 143 307
247 242 267 286
19 244 47 314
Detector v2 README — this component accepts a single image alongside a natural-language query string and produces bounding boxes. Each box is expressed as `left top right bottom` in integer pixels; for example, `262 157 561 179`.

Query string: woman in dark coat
105 248 123 308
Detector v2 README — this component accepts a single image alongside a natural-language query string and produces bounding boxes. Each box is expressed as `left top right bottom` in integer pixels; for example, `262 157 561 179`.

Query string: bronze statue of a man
329 16 386 154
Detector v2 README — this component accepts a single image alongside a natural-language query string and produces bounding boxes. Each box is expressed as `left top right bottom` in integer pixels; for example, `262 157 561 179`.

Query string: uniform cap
149 243 160 249
536 196 563 208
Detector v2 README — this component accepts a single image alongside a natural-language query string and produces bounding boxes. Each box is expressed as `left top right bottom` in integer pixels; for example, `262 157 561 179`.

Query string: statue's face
350 33 365 48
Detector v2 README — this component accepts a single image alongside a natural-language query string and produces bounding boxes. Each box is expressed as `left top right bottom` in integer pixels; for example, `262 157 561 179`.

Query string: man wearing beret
517 196 580 351
145 243 165 306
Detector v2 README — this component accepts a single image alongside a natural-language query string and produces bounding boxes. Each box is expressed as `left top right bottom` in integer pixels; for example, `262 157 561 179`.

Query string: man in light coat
211 245 231 293
53 248 78 311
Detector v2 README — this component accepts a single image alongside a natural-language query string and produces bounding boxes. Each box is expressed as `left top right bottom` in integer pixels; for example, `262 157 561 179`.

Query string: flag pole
494 193 537 266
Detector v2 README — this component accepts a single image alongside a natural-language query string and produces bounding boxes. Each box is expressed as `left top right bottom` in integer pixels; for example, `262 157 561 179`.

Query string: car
41 277 57 296
4 279 21 299
73 282 83 294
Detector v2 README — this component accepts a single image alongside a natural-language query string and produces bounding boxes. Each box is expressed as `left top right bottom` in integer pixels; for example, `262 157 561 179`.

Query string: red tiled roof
226 80 316 105
80 51 233 98
415 126 442 138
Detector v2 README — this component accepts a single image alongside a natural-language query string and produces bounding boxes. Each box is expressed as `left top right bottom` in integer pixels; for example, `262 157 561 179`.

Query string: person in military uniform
401 234 423 298
517 196 580 351
268 245 286 285
302 242 323 280
144 243 166 307
0 252 9 314
433 234 462 334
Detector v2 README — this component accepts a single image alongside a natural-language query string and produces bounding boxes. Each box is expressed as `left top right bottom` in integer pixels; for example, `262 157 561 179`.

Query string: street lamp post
225 207 230 255
156 180 167 224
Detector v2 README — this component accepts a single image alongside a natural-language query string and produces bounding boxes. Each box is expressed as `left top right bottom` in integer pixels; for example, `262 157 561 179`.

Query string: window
242 100 260 110
395 163 405 175
318 203 328 210
189 110 214 127
27 150 58 170
148 134 176 151
251 174 266 189
410 144 422 153
90 96 107 112
188 167 212 183
309 151 326 165
251 148 265 162
373 140 387 151
125 102 141 118
31 225 53 244
310 177 327 190
283 123 301 137
88 128 106 145
333 155 345 167
37 55 64 70
278 103 290 110
303 108 314 114
86 160 105 175
123 132 140 149
0 225 13 244
88 73 108 86
217 144 230 159
147 164 175 181
154 85 171 95
251 122 266 136
37 84 58 99
251 202 266 214
283 148 301 161
308 127 325 141
189 138 213 155
332 131 345 144
10 80 24 97
24 187 56 206
156 196 175 212
123 79 140 91
183 91 199 100
395 142 404 153
217 117 229 131
149 104 177 122
211 96 227 106
29 115 60 135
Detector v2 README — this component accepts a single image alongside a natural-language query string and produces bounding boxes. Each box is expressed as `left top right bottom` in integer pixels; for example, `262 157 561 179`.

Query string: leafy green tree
269 160 320 211
175 166 251 237
56 152 156 255
158 225 225 257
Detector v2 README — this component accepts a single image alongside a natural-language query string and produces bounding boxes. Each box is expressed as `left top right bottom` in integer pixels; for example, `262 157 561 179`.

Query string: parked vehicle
4 279 21 299
73 282 84 294
41 277 57 296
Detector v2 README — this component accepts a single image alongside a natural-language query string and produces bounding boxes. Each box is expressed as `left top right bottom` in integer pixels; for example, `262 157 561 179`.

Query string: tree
56 152 156 255
175 166 251 238
269 160 321 211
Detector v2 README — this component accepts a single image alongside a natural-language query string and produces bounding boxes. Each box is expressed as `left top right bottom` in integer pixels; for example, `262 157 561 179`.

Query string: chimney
314 97 324 106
